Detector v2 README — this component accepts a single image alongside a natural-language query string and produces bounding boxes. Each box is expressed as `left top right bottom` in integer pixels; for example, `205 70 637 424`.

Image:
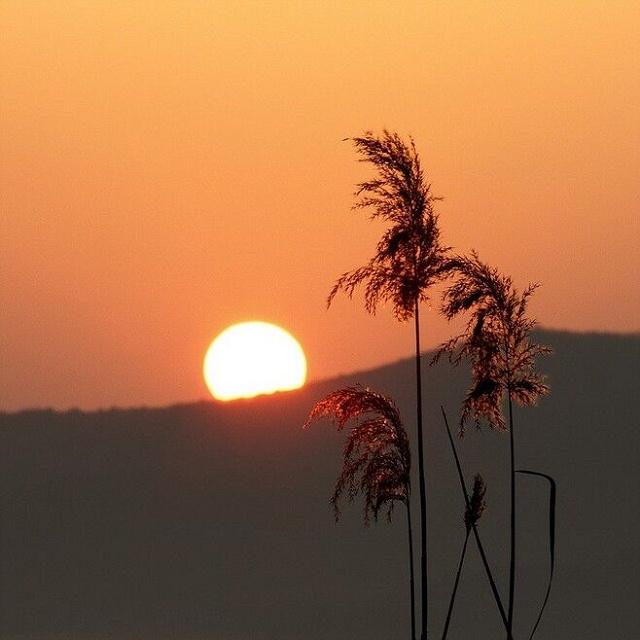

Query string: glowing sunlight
203 321 307 401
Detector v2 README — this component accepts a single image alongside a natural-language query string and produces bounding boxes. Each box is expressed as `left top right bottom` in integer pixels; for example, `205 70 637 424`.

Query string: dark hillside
0 330 638 639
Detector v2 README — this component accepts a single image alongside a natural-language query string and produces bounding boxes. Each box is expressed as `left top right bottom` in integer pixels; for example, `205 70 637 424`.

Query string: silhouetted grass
328 130 452 639
304 385 416 639
436 254 551 639
441 473 486 640
516 469 557 639
440 406 511 639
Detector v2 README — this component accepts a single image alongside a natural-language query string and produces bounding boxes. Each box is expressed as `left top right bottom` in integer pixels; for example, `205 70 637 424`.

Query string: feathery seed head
465 474 487 532
327 130 452 321
304 385 411 524
435 252 551 433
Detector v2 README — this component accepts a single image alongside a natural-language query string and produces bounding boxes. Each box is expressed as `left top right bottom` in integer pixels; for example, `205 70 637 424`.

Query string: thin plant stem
406 502 417 640
414 301 428 639
441 531 470 640
440 406 512 639
507 391 516 639
516 469 556 640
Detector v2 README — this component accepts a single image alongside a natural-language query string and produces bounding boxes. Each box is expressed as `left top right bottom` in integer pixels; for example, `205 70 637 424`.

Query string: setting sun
203 322 307 401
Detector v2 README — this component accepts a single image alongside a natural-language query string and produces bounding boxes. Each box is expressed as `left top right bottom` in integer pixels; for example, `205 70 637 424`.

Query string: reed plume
435 251 550 433
328 131 450 319
465 474 487 533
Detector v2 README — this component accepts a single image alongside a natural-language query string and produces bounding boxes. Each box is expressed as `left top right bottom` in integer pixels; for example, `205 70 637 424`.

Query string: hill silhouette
0 329 638 639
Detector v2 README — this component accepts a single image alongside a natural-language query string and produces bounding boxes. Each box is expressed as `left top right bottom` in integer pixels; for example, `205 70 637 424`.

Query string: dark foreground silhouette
0 330 638 639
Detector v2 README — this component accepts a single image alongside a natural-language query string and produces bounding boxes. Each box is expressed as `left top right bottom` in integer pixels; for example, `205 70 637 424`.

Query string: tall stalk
414 302 428 638
507 391 516 638
406 502 417 640
328 131 452 639
441 531 469 640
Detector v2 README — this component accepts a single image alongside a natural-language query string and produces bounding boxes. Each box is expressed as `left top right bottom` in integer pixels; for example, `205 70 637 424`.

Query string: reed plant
435 252 552 638
304 385 416 639
328 130 451 639
441 473 486 640
440 406 511 639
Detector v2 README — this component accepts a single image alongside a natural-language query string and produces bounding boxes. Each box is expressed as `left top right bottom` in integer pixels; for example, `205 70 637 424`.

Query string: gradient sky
1 1 639 411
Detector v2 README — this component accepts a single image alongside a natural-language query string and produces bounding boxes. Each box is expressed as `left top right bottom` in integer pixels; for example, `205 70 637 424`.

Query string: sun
203 321 307 401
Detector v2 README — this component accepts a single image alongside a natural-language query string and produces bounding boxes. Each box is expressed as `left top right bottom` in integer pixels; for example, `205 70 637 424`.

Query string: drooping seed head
304 384 411 524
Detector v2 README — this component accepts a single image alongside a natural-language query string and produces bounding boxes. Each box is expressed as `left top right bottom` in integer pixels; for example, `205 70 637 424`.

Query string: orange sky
1 1 639 411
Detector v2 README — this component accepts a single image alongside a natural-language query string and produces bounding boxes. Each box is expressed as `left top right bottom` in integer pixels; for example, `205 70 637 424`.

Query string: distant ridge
4 328 637 417
0 329 638 639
